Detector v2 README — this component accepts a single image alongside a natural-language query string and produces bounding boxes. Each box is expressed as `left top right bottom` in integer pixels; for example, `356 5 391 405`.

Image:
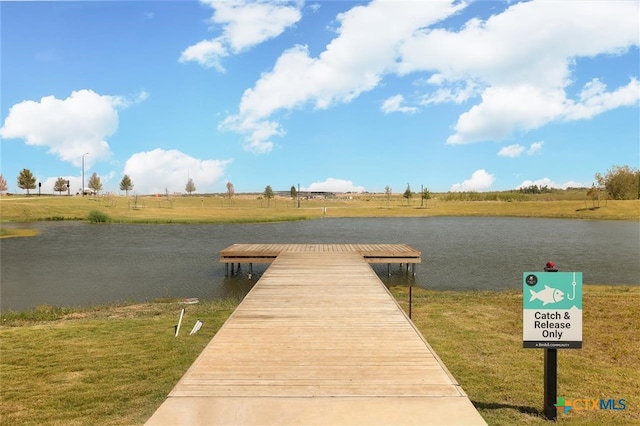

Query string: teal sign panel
523 272 582 349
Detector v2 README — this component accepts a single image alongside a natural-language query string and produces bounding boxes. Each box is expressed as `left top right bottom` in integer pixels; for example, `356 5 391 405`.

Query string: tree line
1 165 638 200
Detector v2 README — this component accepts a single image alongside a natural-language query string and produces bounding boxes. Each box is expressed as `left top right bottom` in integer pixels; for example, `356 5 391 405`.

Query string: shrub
87 210 110 223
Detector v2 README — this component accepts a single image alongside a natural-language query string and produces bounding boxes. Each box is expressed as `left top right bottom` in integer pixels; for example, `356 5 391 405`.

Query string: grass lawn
0 193 638 231
1 193 637 424
1 286 638 425
391 285 640 425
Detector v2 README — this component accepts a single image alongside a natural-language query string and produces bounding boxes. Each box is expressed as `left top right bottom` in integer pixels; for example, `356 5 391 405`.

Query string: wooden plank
148 248 485 425
219 243 420 264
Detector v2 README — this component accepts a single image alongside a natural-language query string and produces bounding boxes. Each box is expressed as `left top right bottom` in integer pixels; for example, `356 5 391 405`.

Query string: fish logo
530 285 564 305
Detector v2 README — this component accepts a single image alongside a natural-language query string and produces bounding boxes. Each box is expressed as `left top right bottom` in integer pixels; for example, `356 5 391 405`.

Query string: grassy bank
0 193 638 230
391 285 640 425
1 285 638 425
1 299 239 425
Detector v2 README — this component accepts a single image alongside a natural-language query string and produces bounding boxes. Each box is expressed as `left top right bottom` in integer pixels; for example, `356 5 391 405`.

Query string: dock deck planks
219 243 422 264
147 247 485 425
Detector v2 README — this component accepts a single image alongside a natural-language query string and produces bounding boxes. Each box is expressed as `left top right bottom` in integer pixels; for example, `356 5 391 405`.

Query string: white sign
523 272 582 349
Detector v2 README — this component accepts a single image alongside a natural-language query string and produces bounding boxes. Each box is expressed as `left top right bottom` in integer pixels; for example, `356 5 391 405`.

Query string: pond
1 217 638 311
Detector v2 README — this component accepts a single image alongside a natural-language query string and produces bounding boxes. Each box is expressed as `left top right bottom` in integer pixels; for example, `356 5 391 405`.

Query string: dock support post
387 263 391 277
249 263 253 280
225 263 229 277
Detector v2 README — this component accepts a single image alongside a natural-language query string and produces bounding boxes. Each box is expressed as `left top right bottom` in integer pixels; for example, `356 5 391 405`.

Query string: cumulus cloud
179 0 303 71
517 177 585 190
305 178 365 193
450 169 495 192
221 1 461 152
220 1 638 153
397 1 640 144
527 141 543 155
381 95 417 114
123 148 231 194
0 89 146 168
498 144 525 158
498 141 544 157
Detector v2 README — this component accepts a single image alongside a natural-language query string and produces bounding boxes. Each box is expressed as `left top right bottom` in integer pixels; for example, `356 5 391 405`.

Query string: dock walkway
147 246 486 425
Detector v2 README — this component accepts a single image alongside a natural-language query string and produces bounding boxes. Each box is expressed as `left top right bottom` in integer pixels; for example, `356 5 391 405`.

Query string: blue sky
1 0 638 195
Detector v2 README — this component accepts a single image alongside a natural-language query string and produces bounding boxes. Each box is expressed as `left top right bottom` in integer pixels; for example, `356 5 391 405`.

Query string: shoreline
2 284 638 425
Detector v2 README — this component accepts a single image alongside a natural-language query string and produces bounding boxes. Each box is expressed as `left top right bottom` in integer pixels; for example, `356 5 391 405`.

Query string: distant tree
290 185 298 207
0 174 7 194
384 185 392 205
226 181 234 206
421 187 431 207
586 184 601 208
185 178 196 196
596 165 640 200
88 172 102 195
403 184 412 205
54 177 68 195
17 168 36 195
264 185 274 207
120 174 134 196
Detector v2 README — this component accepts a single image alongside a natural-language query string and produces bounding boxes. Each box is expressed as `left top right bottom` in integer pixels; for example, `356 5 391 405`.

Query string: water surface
1 218 638 311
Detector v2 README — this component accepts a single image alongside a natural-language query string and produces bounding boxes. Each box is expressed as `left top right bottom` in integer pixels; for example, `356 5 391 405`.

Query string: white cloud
180 0 303 71
565 78 640 121
527 141 543 155
222 0 461 152
450 169 495 192
305 178 365 193
447 84 567 144
179 39 228 72
498 144 525 158
420 79 480 105
0 89 146 168
123 149 231 195
498 141 544 158
381 94 417 114
219 1 638 152
517 177 585 190
397 1 640 144
218 115 281 153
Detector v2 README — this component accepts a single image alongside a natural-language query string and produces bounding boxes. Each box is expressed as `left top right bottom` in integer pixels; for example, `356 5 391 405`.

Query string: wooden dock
147 246 486 425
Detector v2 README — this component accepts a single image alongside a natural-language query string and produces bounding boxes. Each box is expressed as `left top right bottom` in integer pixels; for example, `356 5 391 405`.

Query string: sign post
523 270 582 420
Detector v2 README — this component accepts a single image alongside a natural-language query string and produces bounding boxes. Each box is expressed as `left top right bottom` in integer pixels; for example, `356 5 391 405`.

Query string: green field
1 286 638 425
1 192 638 424
1 191 638 234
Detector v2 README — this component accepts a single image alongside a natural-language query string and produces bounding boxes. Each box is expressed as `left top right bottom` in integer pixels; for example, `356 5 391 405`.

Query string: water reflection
1 218 638 311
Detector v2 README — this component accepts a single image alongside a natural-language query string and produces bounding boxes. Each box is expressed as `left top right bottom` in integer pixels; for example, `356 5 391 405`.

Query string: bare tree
384 185 392 205
0 174 7 194
226 181 234 206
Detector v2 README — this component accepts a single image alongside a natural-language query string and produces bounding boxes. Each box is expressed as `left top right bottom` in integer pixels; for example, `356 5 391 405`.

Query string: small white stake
175 308 185 337
189 320 203 335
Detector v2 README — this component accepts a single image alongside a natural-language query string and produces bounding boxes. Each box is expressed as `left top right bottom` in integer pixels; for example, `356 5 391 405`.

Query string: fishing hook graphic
567 272 577 301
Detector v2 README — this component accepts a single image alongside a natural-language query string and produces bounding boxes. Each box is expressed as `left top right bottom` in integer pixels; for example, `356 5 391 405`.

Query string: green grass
1 286 638 425
1 192 638 229
1 299 239 425
390 285 640 425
